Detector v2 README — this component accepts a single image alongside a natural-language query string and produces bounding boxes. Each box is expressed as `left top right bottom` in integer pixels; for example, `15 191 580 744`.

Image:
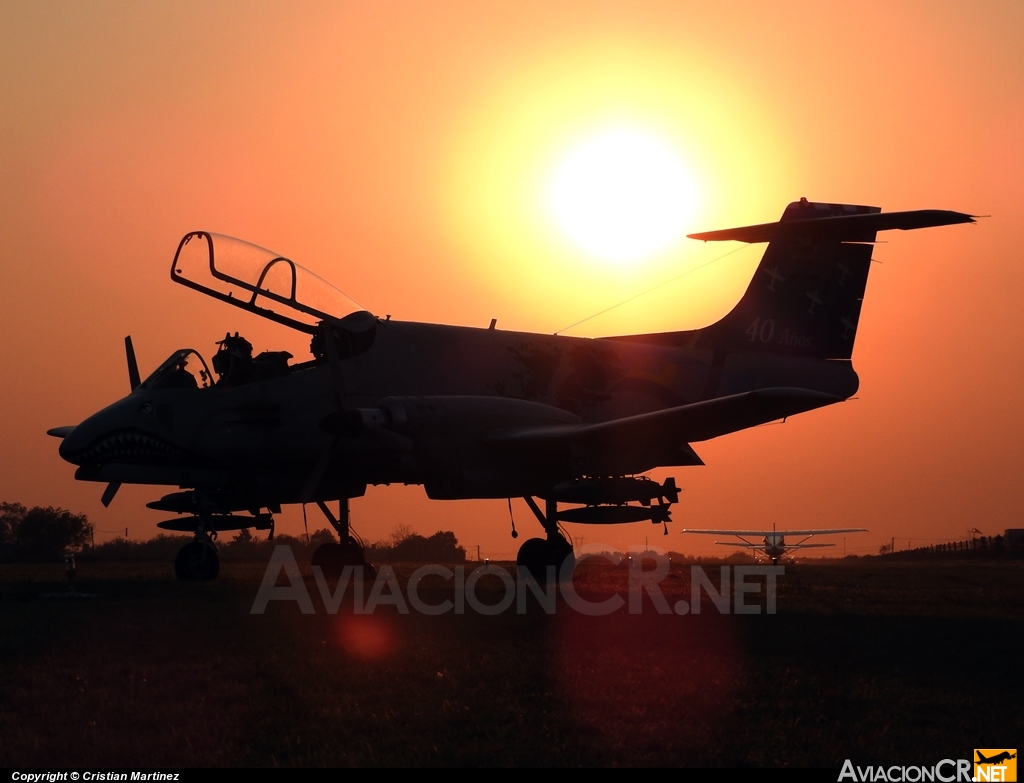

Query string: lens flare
335 614 396 660
548 127 696 264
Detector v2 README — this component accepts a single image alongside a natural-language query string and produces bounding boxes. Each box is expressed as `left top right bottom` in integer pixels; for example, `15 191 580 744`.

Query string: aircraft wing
685 528 866 536
765 528 866 536
570 387 840 445
490 387 841 475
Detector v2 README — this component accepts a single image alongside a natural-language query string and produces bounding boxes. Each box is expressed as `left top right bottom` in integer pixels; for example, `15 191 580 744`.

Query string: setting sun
547 126 697 264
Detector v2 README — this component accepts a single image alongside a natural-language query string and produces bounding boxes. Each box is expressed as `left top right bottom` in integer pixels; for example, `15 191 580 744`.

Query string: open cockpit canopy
171 232 368 334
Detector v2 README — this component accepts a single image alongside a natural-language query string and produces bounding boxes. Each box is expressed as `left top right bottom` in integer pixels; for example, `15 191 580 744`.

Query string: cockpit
141 349 213 390
153 232 380 391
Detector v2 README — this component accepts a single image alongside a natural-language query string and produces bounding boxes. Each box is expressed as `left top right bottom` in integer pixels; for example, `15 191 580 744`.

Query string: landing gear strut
174 530 219 581
310 499 376 580
516 497 575 583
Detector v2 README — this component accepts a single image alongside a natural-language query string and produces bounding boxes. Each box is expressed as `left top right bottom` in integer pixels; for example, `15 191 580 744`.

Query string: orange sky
1 1 1022 557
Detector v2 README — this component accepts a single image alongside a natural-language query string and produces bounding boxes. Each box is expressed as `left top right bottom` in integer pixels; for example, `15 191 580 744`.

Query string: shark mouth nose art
64 428 186 466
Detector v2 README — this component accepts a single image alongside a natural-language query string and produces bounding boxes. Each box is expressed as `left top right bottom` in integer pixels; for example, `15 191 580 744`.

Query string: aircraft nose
54 396 138 466
58 423 89 465
47 425 81 464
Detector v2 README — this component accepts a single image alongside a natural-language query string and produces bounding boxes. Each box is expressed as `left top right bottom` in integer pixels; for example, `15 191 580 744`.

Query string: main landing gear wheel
309 499 376 580
174 540 219 581
311 537 377 581
516 536 575 584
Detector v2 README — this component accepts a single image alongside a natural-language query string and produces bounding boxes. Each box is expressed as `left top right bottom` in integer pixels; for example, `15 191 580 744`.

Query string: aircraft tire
517 537 575 584
174 541 219 581
311 539 374 580
311 543 346 579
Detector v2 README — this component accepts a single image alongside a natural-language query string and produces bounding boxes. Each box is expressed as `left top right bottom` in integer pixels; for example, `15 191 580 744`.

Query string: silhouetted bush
88 534 188 562
0 502 26 545
367 530 466 563
15 506 93 561
85 531 333 562
0 495 470 566
218 532 321 561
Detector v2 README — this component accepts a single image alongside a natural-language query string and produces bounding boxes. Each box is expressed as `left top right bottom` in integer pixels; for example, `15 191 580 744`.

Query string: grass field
1 556 1020 767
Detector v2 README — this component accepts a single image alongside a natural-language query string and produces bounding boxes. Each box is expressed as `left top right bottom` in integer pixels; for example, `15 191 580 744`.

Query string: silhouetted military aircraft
48 199 973 580
682 523 867 564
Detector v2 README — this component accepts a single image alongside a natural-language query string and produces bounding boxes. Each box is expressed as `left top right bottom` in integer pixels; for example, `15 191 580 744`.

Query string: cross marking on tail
806 289 823 315
764 265 786 292
840 314 857 340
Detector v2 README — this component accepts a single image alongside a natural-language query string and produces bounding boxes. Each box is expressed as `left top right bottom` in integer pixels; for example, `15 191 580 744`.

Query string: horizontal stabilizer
688 209 974 244
714 542 764 548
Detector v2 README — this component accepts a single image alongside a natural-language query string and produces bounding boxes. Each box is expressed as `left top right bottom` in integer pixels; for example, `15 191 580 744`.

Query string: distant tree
16 506 93 560
878 543 891 555
221 527 258 559
389 524 414 546
90 534 185 562
308 528 336 546
376 530 466 563
0 502 26 544
232 527 254 544
423 531 466 563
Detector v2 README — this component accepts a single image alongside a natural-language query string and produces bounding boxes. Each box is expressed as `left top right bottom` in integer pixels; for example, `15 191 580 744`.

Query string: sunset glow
441 40 790 336
547 126 696 264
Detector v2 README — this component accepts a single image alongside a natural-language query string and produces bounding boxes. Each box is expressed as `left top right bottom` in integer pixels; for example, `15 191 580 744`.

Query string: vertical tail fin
692 199 879 360
681 199 972 360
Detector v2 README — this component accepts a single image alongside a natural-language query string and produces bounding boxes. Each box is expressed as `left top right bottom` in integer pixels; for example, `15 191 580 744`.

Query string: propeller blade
47 426 76 439
125 336 141 391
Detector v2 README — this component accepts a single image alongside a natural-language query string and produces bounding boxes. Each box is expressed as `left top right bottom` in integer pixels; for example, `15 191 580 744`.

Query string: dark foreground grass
0 558 1020 767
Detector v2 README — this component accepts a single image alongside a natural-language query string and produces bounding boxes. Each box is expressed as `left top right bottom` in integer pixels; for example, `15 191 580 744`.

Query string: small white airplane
682 524 866 564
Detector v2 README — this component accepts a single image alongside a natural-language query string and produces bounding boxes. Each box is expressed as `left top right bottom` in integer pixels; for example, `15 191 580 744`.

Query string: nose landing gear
174 532 219 581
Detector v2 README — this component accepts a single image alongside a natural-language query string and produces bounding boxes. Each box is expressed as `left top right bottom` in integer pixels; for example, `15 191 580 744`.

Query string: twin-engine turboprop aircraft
682 524 867 564
48 198 973 580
